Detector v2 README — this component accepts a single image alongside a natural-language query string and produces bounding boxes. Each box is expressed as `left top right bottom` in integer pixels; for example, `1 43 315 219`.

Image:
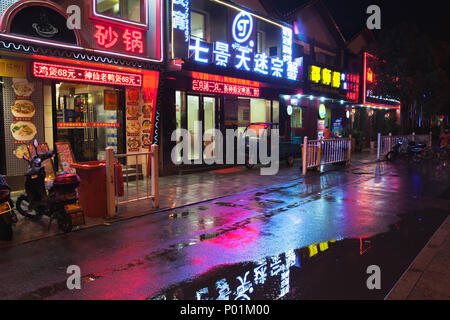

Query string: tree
373 22 450 133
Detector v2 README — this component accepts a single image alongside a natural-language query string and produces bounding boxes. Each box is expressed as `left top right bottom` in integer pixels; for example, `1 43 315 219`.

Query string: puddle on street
149 208 448 300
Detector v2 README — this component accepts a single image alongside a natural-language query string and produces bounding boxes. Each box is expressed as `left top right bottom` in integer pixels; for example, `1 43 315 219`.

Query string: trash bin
71 161 106 218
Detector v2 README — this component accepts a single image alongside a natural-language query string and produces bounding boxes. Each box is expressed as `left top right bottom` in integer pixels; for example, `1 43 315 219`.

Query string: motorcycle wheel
16 195 42 220
57 211 72 233
386 151 395 161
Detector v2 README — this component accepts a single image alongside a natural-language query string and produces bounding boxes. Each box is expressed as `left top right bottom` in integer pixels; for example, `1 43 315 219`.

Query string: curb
385 214 450 300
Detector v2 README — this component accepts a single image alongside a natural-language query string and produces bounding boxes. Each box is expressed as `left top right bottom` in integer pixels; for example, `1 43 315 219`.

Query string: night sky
275 0 449 42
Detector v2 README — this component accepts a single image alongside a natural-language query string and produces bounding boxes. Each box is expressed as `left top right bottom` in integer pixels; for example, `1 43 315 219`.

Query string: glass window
291 106 304 128
191 11 206 40
96 0 144 24
272 100 279 123
187 95 200 160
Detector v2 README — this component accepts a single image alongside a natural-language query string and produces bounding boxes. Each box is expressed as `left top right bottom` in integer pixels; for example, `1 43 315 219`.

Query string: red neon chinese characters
123 29 144 54
192 79 260 97
33 62 142 87
346 73 360 103
94 24 145 55
94 25 119 49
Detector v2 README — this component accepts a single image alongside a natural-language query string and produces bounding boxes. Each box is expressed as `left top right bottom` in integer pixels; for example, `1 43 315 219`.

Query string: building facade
0 0 164 190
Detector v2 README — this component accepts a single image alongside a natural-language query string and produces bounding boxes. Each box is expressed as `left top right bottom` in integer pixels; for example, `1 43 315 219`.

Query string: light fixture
340 100 344 105
309 95 314 100
320 97 325 102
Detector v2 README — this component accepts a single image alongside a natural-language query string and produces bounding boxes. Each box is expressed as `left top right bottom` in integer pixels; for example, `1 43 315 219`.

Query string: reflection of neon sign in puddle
149 240 334 300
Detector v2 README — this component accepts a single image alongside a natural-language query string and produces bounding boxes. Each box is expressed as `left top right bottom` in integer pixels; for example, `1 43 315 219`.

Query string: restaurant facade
162 0 303 174
282 56 361 141
0 0 164 190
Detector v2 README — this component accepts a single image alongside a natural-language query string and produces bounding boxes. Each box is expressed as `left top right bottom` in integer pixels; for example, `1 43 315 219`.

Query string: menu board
10 78 38 159
55 142 76 173
27 143 56 180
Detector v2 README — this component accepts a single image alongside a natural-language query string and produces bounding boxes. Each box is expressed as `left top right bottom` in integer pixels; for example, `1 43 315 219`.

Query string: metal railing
302 136 352 175
105 145 159 218
377 132 432 160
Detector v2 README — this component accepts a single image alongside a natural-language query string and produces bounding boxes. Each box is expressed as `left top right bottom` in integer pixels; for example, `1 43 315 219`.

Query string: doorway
54 82 125 162
177 91 217 163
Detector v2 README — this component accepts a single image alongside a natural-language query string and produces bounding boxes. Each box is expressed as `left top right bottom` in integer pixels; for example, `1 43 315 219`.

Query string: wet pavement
2 151 378 249
0 158 448 300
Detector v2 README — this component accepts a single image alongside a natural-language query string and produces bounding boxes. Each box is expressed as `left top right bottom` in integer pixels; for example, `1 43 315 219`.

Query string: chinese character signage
363 52 400 108
94 24 144 54
0 0 163 63
33 62 143 87
191 72 260 97
307 64 359 100
177 1 299 81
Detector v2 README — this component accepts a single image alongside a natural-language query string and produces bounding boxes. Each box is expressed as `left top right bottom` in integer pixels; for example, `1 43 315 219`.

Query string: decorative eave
0 38 163 71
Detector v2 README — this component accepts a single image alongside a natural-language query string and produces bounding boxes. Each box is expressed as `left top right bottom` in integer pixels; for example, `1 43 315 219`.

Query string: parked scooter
0 174 17 241
386 140 426 162
15 140 79 233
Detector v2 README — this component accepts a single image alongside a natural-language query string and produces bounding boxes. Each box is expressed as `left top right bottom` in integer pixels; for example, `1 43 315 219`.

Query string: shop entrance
175 91 218 162
187 94 216 161
55 83 125 162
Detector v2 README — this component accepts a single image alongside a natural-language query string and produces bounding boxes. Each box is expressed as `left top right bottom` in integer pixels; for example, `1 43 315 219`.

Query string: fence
302 136 352 175
105 144 159 218
377 132 432 160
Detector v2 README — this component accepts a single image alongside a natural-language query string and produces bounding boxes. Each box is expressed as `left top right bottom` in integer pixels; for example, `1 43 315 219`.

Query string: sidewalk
2 151 378 249
386 214 450 300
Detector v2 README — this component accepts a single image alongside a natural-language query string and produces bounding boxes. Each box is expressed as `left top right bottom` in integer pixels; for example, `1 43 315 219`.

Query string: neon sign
189 38 210 63
172 0 190 42
345 73 360 103
33 62 142 87
309 65 342 89
57 123 120 128
232 12 253 43
192 72 260 87
94 24 144 54
319 104 326 119
183 6 297 81
363 52 400 108
192 79 260 97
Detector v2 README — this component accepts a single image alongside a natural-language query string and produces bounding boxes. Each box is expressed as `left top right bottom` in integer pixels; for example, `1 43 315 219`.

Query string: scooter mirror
33 139 38 149
23 154 30 163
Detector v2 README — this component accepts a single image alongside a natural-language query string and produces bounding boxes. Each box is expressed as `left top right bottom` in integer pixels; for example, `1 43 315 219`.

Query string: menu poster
126 88 142 152
142 71 159 148
104 90 119 111
10 78 37 146
55 142 76 174
27 143 56 180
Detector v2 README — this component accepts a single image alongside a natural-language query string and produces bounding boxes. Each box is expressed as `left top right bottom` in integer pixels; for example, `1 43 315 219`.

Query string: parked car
242 123 300 169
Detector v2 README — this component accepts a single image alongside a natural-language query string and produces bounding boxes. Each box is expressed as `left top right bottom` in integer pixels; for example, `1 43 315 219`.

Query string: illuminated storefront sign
0 1 163 63
319 104 326 119
345 73 360 103
57 123 121 128
309 65 341 89
192 79 260 97
183 2 298 81
192 72 260 87
172 0 190 42
94 24 144 54
33 62 142 87
363 52 400 109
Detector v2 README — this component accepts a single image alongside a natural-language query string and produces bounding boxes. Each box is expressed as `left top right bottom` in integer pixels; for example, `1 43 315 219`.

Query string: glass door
203 96 215 160
187 95 200 161
55 83 125 162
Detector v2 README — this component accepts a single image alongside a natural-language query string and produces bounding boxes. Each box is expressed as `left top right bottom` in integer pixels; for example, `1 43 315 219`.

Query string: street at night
0 159 449 300
0 0 449 308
